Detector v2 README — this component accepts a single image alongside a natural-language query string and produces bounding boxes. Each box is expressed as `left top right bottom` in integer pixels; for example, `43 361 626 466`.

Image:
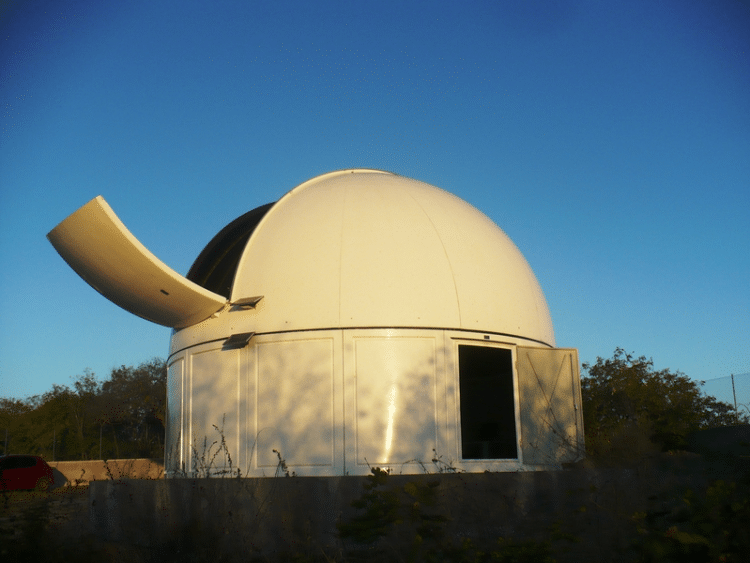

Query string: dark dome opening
187 202 275 298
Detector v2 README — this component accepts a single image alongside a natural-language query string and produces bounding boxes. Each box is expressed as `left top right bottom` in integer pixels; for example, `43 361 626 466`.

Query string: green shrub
632 479 750 562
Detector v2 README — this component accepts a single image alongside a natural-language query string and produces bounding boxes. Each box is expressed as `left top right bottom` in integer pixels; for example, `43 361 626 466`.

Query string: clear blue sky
1 0 748 402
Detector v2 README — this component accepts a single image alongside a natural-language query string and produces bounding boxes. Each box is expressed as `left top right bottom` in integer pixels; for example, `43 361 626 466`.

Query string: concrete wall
49 458 163 486
88 453 731 562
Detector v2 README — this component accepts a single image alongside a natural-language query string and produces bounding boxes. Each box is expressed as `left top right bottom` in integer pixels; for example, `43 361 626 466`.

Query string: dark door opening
458 345 518 459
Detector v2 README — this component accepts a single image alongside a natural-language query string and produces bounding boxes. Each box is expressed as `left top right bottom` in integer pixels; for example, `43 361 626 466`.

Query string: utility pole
731 373 737 411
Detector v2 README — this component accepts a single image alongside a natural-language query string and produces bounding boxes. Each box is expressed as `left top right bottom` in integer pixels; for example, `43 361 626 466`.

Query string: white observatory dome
49 169 582 477
181 169 555 347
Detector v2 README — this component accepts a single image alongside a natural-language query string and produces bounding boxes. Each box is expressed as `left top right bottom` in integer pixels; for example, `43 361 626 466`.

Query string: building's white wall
165 328 581 477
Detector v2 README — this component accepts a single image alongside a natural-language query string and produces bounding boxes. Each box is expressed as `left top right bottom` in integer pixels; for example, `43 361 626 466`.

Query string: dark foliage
582 348 748 455
0 358 166 460
632 479 750 562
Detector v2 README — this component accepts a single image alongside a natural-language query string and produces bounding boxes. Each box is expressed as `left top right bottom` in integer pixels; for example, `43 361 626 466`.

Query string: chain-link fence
701 372 750 417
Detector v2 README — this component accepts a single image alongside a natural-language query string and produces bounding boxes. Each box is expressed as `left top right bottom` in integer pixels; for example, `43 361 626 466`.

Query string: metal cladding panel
516 347 584 465
255 337 338 470
352 335 439 468
188 345 242 475
166 356 184 476
47 196 226 328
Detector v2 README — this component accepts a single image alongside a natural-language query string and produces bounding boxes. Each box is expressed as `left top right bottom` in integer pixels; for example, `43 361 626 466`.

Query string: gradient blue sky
1 0 748 403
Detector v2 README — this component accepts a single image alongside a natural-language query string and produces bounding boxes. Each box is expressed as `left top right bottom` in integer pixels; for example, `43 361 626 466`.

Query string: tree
67 369 101 459
97 358 167 458
581 348 747 456
0 358 167 461
0 398 32 456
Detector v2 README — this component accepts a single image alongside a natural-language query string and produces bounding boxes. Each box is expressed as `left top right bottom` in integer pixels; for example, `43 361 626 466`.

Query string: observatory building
48 169 584 476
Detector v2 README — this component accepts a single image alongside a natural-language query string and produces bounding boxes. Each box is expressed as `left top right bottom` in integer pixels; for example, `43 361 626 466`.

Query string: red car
0 454 54 491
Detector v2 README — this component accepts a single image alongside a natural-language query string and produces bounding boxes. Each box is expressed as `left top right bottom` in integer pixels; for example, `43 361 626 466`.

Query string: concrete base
88 452 744 561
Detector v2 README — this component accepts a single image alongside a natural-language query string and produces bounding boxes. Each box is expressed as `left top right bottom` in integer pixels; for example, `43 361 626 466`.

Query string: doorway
458 345 518 459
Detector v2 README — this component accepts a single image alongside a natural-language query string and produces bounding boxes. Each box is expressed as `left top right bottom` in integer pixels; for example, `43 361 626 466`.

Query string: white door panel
517 347 584 465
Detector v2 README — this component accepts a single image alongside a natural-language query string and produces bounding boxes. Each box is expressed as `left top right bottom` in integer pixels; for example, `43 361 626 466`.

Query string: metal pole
731 373 737 411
